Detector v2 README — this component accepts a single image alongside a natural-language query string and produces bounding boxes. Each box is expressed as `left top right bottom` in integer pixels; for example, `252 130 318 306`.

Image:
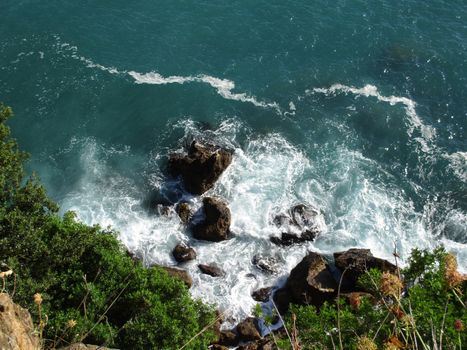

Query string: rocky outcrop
192 197 231 242
286 252 337 307
271 204 323 245
175 202 192 224
168 141 233 195
251 287 273 302
198 264 224 277
0 293 39 350
273 288 291 315
236 317 261 342
216 330 239 347
159 266 193 288
333 248 397 289
172 243 196 263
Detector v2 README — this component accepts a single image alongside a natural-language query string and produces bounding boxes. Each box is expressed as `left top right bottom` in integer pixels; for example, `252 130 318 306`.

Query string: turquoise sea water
1 0 466 322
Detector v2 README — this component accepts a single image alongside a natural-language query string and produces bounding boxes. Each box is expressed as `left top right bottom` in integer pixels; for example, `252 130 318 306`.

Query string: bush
0 104 216 349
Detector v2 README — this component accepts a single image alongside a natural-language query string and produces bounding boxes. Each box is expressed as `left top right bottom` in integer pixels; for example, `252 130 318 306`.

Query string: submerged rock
192 197 231 241
286 251 337 307
175 202 192 224
252 254 282 274
172 243 196 263
271 204 323 245
168 140 233 195
198 264 224 277
333 248 397 289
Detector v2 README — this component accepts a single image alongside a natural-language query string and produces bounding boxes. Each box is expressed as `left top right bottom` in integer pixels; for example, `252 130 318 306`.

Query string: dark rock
172 243 196 263
252 287 273 302
168 140 233 195
271 204 323 245
217 330 239 347
211 345 229 350
333 248 397 289
192 197 231 242
236 317 261 342
159 266 193 288
252 255 281 274
175 202 192 224
286 252 337 307
272 288 291 315
199 264 224 277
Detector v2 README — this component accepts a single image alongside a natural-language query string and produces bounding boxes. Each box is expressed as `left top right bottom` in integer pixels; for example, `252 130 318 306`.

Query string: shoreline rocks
198 264 224 277
158 266 193 288
172 243 196 263
168 140 233 195
192 197 231 242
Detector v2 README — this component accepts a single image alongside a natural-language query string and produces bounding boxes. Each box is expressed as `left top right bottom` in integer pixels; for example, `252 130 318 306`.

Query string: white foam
128 71 282 113
311 83 436 147
446 151 467 182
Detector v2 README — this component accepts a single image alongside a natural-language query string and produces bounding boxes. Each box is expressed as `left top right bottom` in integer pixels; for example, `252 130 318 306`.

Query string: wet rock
286 251 337 307
271 204 323 245
0 293 39 350
236 317 261 342
252 254 281 274
211 345 229 350
252 287 273 302
193 197 231 242
168 140 233 195
158 266 193 288
175 202 192 224
198 264 224 277
333 249 397 289
172 243 196 263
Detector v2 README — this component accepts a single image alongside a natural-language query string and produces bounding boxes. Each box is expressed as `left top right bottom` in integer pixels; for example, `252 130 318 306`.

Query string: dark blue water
1 0 466 322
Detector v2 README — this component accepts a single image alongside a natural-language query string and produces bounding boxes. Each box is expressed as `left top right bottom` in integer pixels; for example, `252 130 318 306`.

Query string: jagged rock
286 252 337 307
159 266 193 288
216 330 239 347
252 255 281 274
271 204 323 245
193 197 231 242
252 287 273 302
0 293 39 350
199 264 224 277
168 140 233 195
272 288 291 315
333 248 397 289
236 317 261 342
172 243 196 263
175 202 192 224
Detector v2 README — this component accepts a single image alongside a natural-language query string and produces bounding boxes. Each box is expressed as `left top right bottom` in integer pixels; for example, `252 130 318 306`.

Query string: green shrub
0 104 216 349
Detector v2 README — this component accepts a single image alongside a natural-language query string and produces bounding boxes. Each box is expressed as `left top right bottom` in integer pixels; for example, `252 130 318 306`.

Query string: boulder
211 345 229 350
252 287 273 302
168 140 233 195
286 252 337 307
199 264 224 277
236 317 261 342
217 330 239 347
333 249 397 289
159 266 193 288
271 204 323 245
192 197 231 242
172 243 196 263
175 202 192 224
272 288 291 315
0 293 39 350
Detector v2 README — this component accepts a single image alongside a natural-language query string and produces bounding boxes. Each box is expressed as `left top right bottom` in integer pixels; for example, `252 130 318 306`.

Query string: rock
168 140 233 195
272 288 291 315
60 344 116 350
271 204 323 245
199 264 224 277
217 330 239 347
192 197 231 242
333 249 397 289
252 287 273 302
175 202 192 224
252 255 282 274
172 243 196 263
0 293 39 350
159 266 193 288
211 345 229 350
236 317 261 342
286 252 337 307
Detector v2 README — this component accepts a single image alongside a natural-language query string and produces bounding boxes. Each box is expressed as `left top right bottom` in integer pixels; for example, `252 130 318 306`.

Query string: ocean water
1 0 466 325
